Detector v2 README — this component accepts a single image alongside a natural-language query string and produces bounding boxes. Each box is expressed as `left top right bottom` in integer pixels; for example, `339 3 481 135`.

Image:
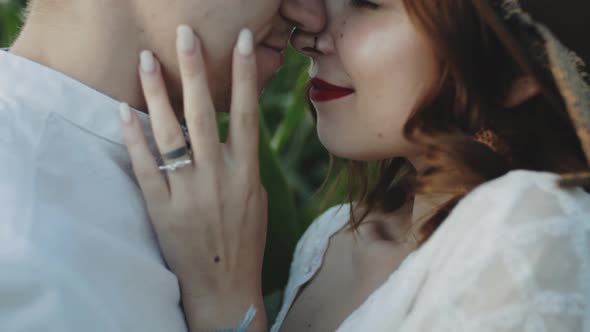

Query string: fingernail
237 28 253 56
177 25 195 53
140 50 156 73
120 103 132 124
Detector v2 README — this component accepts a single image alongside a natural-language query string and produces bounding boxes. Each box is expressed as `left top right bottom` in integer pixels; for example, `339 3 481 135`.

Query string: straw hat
473 0 590 187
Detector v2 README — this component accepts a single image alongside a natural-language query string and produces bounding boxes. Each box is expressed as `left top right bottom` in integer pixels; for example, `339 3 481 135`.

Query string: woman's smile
310 78 355 102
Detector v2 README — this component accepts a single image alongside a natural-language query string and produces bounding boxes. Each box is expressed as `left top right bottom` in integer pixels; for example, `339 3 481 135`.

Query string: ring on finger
162 145 191 161
159 143 193 172
158 159 193 172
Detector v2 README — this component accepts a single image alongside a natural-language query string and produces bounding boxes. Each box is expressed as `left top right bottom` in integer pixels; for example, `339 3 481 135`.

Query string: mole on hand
214 256 221 263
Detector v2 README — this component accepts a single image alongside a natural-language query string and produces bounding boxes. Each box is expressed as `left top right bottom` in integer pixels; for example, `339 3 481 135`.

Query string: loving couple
1 0 590 331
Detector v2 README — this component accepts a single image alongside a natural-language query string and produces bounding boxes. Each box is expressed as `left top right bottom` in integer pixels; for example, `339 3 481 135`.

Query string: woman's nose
280 0 327 34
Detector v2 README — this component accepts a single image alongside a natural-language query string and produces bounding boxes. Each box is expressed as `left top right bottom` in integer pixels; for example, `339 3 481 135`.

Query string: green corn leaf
258 112 301 294
270 67 310 154
217 110 300 294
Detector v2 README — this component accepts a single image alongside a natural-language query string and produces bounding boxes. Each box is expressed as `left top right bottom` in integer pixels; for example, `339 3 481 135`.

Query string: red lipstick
310 78 355 102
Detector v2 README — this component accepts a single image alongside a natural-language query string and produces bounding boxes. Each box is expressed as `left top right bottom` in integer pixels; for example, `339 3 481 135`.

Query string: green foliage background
0 0 345 320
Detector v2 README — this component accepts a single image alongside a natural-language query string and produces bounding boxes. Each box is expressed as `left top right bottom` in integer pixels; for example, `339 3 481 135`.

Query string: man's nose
280 0 327 34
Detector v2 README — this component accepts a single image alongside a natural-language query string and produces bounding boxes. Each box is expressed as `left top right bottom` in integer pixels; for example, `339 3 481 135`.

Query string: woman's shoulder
426 170 590 273
393 171 590 332
453 169 590 227
468 169 585 200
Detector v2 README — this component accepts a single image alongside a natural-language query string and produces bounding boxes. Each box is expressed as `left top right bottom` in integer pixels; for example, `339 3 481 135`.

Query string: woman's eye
350 0 380 10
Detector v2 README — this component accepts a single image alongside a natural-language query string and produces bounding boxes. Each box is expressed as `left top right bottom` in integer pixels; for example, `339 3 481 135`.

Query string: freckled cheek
342 23 435 118
338 23 375 71
338 23 405 97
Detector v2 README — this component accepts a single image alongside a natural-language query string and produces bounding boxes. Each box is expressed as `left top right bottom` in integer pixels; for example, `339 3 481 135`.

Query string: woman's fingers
139 50 193 188
176 25 220 162
120 103 169 203
228 29 260 173
122 27 269 330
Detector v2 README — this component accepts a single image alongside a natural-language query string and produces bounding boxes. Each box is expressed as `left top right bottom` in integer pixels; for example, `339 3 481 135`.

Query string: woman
121 0 590 331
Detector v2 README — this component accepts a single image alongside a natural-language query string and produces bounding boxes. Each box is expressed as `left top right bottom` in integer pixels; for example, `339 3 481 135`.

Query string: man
0 0 325 331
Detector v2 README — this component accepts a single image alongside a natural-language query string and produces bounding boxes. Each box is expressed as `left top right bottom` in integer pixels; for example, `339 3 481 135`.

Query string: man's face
134 0 326 111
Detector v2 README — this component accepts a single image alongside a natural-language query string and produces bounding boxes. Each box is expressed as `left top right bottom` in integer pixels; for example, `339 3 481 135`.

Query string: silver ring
158 159 193 172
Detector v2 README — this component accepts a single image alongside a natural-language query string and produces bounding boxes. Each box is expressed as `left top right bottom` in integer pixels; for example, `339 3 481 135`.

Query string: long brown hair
333 0 588 244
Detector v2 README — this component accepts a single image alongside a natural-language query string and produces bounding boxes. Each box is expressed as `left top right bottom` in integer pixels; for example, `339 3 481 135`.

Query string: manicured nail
120 103 132 124
140 50 156 73
177 25 195 53
237 28 253 56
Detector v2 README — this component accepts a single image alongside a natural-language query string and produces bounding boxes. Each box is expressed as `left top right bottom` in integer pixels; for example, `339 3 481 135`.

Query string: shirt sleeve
0 112 71 331
401 171 590 332
0 254 69 331
0 252 119 332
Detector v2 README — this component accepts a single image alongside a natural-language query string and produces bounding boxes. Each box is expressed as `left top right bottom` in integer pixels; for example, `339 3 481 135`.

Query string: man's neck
10 1 147 111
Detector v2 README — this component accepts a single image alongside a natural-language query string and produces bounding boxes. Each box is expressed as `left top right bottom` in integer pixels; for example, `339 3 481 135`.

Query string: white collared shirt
0 50 188 332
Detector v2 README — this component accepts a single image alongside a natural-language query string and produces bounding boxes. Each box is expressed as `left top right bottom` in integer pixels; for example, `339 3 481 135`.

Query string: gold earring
474 129 512 159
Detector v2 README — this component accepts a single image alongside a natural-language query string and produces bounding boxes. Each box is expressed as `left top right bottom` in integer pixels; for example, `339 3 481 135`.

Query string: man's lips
262 43 285 53
310 78 355 102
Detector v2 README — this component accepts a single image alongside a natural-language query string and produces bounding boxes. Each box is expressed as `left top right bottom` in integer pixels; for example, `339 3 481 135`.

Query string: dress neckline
282 204 421 331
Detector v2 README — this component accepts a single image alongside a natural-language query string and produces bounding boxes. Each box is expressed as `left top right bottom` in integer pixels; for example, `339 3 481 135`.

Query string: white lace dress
271 170 590 332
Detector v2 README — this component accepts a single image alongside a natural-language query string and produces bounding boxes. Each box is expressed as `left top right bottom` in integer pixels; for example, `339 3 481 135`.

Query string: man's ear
503 76 542 108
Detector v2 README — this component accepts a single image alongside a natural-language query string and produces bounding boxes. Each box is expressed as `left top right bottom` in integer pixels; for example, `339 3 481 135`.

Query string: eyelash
350 0 380 10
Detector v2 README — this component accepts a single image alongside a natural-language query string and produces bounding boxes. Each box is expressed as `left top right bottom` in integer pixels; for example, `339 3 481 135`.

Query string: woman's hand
120 25 268 331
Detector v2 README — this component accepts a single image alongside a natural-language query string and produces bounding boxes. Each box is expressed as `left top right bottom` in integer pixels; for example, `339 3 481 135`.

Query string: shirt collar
0 49 155 148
